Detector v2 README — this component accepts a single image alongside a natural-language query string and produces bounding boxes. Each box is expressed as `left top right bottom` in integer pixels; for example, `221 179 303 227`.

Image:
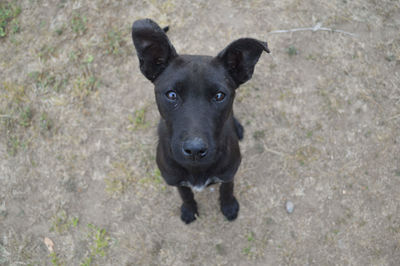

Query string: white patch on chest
180 177 223 192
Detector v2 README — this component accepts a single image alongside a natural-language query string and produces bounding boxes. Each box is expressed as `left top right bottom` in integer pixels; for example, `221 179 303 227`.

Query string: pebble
285 201 294 213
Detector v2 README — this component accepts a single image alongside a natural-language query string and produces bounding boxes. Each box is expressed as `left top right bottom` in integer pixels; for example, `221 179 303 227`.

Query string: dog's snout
182 138 208 160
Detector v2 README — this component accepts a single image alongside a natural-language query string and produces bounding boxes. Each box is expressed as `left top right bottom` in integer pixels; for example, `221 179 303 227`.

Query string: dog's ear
132 19 177 82
214 38 270 86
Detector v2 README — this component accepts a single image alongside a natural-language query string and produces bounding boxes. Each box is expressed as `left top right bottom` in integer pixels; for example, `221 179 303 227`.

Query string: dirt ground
1 0 399 265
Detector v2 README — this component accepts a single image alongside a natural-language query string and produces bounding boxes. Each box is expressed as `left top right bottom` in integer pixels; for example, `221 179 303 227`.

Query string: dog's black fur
132 19 269 224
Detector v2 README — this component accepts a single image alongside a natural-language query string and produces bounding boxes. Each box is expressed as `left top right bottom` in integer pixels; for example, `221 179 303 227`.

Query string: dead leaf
44 237 54 252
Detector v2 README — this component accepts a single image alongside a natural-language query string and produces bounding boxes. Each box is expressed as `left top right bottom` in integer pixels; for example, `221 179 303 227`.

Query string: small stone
286 201 294 213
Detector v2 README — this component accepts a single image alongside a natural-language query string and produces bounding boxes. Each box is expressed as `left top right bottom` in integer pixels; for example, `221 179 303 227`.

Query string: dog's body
132 19 269 223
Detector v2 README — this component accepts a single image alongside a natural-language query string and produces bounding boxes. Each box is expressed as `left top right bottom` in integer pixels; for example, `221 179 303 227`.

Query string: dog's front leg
219 181 239 221
177 186 198 224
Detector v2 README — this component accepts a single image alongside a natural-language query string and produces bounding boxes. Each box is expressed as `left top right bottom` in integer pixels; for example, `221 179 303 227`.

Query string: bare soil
1 0 399 265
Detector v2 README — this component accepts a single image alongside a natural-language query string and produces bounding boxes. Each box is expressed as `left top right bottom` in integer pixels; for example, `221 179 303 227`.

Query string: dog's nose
182 138 208 160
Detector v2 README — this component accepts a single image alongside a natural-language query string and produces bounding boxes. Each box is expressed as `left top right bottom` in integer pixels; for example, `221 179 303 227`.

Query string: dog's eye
214 92 225 102
166 90 177 101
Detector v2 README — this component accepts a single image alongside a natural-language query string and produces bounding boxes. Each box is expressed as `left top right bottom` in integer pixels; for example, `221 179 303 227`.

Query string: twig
264 147 286 156
262 144 286 157
0 115 12 118
268 23 357 37
387 113 400 121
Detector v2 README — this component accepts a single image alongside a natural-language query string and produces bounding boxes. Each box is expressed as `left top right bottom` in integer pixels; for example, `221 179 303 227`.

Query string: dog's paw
180 203 198 224
221 197 239 221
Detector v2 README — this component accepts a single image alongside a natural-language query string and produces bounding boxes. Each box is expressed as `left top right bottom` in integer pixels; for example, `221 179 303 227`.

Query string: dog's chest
179 176 223 192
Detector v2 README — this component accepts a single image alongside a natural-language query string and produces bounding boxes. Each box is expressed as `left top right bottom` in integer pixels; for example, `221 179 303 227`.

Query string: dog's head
132 19 269 168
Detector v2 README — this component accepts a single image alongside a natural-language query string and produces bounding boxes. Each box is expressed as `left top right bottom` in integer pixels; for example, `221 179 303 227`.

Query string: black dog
131 19 269 224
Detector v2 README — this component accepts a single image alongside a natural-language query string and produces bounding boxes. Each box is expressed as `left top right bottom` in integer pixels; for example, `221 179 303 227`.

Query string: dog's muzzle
181 137 208 161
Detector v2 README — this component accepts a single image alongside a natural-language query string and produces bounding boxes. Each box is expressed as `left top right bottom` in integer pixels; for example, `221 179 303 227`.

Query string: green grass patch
0 1 21 38
0 82 35 156
138 168 166 191
81 224 111 266
49 251 64 266
1 82 28 106
50 209 79 234
128 106 149 130
105 29 123 54
242 231 257 257
1 116 28 156
287 46 298 56
39 112 53 131
71 12 87 36
72 75 98 101
83 54 94 64
10 18 19 33
7 135 25 156
19 106 33 127
28 71 69 92
55 25 65 36
247 232 255 242
38 45 56 61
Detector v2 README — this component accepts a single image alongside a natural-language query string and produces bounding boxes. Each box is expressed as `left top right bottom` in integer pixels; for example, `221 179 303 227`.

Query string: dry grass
0 0 399 265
